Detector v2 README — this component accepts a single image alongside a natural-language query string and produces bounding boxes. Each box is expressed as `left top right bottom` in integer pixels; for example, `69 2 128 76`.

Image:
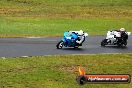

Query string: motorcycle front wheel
101 39 108 47
56 41 64 49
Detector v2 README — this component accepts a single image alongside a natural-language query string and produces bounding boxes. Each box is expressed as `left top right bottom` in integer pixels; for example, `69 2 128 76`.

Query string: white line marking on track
21 56 29 58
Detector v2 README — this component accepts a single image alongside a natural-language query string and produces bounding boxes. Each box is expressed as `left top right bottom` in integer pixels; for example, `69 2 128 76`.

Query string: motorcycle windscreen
64 32 69 37
63 32 72 45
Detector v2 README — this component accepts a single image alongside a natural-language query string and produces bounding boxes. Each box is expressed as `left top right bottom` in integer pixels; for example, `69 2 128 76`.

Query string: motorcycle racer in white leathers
101 28 131 47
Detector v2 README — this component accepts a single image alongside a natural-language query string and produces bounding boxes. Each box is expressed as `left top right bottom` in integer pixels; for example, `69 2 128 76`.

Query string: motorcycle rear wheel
123 40 127 46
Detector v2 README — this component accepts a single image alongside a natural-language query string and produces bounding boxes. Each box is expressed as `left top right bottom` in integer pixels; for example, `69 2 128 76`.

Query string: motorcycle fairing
62 32 78 47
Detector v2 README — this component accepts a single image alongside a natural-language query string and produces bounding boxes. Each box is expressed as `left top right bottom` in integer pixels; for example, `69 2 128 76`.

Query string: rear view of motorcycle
101 28 131 47
56 30 88 49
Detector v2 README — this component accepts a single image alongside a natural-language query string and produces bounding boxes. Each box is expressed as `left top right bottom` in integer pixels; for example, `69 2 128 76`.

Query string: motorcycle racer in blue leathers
56 30 88 49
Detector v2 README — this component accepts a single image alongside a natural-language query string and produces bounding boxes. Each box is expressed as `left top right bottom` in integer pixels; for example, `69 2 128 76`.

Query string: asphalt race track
0 36 132 57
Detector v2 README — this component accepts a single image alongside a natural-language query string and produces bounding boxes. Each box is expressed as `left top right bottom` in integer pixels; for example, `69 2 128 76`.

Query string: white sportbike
101 31 131 47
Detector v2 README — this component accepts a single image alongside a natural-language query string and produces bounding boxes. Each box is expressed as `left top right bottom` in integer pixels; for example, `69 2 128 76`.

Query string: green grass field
0 17 131 37
0 54 132 88
0 0 132 37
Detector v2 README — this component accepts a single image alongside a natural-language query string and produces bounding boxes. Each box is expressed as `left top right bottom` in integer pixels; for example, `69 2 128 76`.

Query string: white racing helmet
78 30 84 35
119 28 126 32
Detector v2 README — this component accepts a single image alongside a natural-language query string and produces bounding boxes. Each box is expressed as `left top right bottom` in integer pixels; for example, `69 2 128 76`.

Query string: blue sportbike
56 30 88 49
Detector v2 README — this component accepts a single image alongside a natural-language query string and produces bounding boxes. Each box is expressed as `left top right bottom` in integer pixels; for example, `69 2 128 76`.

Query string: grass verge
0 17 132 37
0 0 131 37
0 54 132 88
